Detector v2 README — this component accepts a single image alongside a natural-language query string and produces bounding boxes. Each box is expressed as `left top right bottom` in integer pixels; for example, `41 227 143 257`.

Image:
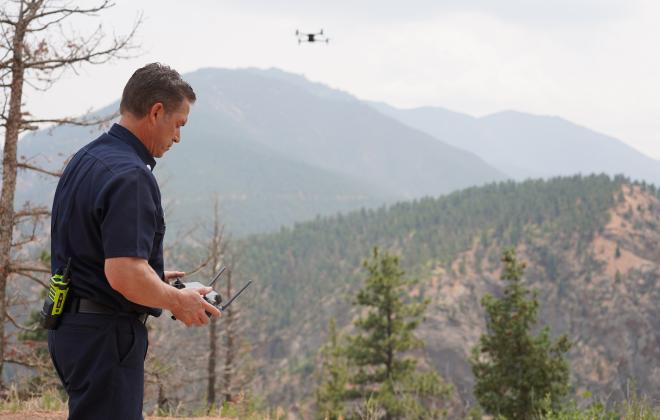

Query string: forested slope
234 175 659 406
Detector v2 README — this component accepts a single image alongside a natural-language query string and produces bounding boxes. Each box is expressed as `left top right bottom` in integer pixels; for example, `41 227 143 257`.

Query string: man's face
148 99 191 158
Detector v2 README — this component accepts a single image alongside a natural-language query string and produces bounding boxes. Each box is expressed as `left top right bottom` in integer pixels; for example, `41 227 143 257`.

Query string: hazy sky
21 0 660 159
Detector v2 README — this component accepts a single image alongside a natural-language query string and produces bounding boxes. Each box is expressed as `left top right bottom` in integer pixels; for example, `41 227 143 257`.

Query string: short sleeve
96 167 157 259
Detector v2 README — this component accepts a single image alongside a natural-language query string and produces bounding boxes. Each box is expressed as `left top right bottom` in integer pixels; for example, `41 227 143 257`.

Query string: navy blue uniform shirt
51 123 165 317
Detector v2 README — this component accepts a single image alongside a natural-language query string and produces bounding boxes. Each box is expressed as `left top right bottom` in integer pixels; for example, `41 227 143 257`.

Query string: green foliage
150 393 266 419
216 394 267 420
342 248 452 419
240 175 623 338
235 175 625 405
470 249 571 420
541 389 660 420
539 392 614 420
316 318 349 420
617 385 660 420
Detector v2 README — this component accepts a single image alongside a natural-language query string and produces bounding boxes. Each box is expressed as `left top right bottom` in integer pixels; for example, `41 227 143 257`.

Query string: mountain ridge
370 102 660 183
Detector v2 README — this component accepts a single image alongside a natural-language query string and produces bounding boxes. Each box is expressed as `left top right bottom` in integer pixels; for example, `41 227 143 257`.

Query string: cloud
215 0 635 25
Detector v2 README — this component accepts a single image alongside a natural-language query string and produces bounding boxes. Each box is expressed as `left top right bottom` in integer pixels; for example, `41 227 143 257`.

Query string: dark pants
48 313 148 420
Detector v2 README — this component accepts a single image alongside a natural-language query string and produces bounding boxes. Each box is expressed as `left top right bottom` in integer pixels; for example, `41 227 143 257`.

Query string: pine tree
344 247 451 419
470 248 571 419
316 318 349 420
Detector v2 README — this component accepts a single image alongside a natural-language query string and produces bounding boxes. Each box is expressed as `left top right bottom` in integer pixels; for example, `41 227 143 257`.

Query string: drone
295 29 330 44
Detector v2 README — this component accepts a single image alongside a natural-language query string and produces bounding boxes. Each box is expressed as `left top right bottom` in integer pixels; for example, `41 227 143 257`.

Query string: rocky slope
422 183 660 401
239 179 659 411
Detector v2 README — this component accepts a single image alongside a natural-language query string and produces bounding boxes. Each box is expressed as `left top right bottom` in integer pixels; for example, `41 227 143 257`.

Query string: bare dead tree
221 252 247 405
221 254 257 412
141 195 218 415
0 0 140 388
206 197 228 410
141 198 255 414
221 267 235 405
143 317 181 415
203 198 254 412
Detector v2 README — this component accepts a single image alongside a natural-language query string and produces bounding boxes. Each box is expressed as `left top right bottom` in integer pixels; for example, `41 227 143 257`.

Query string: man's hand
165 270 186 283
105 258 221 327
170 286 222 327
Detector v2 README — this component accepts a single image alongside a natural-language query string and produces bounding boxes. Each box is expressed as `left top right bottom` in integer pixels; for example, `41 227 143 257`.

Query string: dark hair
120 63 196 118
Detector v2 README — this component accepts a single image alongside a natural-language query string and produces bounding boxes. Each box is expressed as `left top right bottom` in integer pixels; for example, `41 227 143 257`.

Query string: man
48 63 220 420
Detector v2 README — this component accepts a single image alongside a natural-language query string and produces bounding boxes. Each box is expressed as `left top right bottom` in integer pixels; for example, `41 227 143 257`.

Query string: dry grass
0 412 65 420
0 388 238 419
0 414 236 420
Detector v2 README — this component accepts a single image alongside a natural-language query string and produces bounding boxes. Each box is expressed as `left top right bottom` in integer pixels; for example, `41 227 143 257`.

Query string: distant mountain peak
372 102 660 183
189 66 358 104
481 109 566 122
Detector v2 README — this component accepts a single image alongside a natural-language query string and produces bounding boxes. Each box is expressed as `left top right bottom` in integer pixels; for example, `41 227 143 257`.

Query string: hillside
371 103 660 184
233 175 659 407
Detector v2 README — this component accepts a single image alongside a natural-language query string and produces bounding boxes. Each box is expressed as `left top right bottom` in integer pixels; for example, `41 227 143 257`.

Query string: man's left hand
165 271 186 283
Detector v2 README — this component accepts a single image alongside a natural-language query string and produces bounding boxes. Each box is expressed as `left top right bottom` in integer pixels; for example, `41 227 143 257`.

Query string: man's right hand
105 257 221 326
170 286 222 327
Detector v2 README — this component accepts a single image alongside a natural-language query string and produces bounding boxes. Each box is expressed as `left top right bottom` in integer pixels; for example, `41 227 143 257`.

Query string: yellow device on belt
40 257 72 330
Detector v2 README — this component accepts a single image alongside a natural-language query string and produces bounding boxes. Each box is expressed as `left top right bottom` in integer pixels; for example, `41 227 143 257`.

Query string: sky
19 0 660 159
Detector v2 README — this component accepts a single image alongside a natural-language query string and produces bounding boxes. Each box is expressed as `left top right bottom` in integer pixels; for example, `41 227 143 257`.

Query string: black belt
66 297 148 324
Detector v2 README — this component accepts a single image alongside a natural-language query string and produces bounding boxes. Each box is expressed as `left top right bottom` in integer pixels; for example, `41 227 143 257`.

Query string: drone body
295 29 329 44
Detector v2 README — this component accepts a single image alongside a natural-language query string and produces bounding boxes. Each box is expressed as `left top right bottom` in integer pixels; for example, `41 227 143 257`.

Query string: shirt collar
108 123 157 171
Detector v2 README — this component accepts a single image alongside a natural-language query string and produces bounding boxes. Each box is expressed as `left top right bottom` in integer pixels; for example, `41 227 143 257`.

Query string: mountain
370 103 660 183
233 175 660 409
14 68 505 235
15 114 388 235
184 67 505 199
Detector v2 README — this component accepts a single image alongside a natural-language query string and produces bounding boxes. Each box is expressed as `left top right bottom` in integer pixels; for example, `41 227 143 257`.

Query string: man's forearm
105 256 220 326
105 257 179 311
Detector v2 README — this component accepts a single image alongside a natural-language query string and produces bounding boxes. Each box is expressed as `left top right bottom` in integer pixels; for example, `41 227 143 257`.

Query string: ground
0 413 233 419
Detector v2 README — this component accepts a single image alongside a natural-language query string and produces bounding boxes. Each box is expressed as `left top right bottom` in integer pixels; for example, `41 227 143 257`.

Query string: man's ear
148 102 165 123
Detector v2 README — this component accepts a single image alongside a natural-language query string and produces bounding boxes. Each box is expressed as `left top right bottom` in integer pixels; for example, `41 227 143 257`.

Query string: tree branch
25 44 129 69
4 358 40 369
5 311 38 332
14 207 50 220
23 17 141 71
24 112 117 127
13 271 48 289
16 161 62 177
185 255 213 277
10 229 38 248
10 264 50 274
30 1 114 22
